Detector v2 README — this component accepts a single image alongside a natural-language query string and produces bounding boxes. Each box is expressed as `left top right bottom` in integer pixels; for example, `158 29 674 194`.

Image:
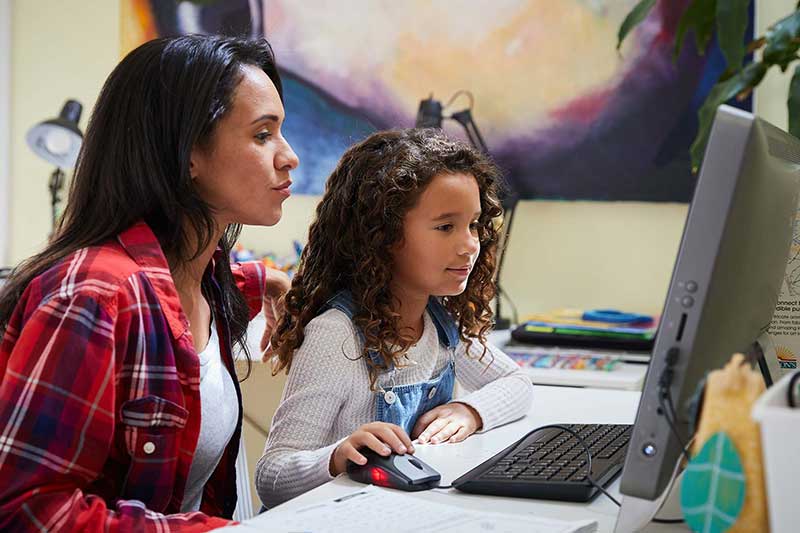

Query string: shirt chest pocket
119 395 189 512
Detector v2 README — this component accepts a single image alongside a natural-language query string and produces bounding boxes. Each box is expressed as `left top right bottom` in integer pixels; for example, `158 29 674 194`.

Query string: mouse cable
534 424 621 506
545 424 684 525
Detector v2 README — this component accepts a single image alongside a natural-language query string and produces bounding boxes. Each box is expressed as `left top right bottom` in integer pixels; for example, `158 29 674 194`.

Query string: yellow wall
7 0 798 512
9 0 120 262
241 199 689 316
756 0 794 131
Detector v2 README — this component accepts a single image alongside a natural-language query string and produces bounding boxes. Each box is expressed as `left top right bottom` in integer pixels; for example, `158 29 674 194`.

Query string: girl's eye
469 221 480 231
255 131 272 143
435 224 454 232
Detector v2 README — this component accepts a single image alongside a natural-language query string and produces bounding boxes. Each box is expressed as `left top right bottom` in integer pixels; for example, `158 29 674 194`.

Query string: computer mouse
346 448 441 491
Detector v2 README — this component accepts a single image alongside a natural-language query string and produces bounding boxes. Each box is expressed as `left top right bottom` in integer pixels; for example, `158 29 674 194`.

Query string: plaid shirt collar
116 221 225 341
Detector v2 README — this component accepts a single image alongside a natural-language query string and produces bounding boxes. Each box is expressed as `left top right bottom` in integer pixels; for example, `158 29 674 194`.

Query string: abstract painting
121 0 751 202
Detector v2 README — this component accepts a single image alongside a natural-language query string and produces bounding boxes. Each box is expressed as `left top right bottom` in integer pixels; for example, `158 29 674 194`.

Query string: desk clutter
498 308 656 390
507 350 624 371
511 308 658 352
503 345 647 391
230 241 303 277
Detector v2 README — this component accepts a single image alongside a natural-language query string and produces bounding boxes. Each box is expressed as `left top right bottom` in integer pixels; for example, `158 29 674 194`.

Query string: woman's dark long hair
271 129 504 388
0 35 283 377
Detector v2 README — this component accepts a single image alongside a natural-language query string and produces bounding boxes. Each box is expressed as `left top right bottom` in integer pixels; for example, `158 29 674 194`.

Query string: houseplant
618 0 800 169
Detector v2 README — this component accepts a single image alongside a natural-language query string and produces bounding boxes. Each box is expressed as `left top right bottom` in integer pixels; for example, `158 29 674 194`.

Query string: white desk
232 385 687 532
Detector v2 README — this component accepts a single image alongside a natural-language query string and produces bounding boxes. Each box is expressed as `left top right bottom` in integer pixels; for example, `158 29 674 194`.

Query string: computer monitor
616 105 800 527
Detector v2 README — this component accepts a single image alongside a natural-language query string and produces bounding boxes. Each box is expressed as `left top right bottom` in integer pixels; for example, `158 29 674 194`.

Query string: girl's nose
461 230 480 256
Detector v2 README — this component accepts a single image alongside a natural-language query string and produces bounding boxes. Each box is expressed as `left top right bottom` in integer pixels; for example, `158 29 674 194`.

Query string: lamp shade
25 99 83 169
415 96 443 128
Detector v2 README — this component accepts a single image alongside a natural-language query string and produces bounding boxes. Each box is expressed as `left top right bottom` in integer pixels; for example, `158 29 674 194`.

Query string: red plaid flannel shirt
0 221 267 531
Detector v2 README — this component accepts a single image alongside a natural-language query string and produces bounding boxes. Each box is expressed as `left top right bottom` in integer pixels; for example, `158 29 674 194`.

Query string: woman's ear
189 147 202 181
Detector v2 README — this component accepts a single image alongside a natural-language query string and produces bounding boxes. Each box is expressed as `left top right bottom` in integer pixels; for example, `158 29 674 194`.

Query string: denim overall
323 290 460 436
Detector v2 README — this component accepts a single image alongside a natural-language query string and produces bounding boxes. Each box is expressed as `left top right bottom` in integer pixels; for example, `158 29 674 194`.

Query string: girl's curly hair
271 128 505 388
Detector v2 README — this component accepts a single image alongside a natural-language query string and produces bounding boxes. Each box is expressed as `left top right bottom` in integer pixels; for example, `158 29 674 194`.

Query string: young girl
255 129 533 508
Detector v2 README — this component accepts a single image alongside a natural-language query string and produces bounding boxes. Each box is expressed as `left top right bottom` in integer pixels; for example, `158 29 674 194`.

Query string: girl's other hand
264 267 291 300
411 402 483 444
260 268 291 356
330 422 414 476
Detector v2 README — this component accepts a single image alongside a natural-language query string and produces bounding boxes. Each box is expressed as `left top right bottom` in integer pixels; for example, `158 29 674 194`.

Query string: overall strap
321 289 385 367
425 297 460 350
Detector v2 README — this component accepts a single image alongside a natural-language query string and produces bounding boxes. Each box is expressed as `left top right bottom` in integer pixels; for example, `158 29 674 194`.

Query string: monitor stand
614 452 685 532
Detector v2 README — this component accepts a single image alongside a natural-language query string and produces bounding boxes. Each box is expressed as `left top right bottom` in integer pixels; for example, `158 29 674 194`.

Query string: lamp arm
449 109 489 154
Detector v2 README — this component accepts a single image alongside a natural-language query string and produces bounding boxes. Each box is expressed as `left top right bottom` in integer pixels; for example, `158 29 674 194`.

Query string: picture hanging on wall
121 0 752 203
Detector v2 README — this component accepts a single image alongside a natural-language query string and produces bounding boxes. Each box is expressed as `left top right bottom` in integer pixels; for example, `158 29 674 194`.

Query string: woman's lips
273 180 292 196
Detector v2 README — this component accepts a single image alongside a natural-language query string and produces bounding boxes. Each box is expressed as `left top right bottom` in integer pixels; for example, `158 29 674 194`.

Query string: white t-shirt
181 317 239 512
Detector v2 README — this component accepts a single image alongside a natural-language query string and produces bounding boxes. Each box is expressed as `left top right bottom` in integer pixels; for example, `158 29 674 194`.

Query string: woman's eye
435 224 454 232
469 221 480 231
255 131 272 143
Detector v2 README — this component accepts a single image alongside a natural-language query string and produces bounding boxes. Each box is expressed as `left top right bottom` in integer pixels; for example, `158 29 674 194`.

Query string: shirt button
428 387 437 400
143 441 156 455
384 390 397 405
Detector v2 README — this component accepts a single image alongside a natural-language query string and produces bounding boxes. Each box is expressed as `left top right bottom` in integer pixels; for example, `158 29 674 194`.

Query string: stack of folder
510 309 658 352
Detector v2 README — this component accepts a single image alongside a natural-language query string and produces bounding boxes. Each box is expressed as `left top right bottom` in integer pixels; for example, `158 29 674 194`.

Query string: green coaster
681 432 746 533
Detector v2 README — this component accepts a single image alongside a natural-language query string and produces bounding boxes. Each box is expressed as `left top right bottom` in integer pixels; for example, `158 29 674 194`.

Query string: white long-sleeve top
255 308 533 508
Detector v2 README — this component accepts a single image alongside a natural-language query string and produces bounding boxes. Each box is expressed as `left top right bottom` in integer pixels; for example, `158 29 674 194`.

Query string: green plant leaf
681 432 746 533
716 0 751 69
788 64 800 138
763 10 800 71
617 0 657 50
691 62 768 170
675 0 718 61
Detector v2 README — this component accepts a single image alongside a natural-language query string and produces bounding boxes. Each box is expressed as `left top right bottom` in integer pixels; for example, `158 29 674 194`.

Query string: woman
0 34 298 531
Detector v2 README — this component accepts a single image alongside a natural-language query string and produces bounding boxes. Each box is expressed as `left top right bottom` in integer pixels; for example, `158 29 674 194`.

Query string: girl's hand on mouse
411 402 483 444
330 422 415 476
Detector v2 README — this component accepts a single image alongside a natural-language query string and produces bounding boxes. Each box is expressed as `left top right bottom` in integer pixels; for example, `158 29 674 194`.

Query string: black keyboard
452 423 632 502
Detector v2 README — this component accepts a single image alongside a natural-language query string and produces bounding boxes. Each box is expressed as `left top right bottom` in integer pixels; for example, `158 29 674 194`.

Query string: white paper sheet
215 485 597 533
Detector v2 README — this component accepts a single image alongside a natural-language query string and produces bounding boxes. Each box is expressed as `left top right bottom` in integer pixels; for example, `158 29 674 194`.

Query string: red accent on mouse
347 448 441 491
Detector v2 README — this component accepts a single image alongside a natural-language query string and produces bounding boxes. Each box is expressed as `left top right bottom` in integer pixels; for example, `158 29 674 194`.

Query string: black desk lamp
25 99 83 233
415 93 518 329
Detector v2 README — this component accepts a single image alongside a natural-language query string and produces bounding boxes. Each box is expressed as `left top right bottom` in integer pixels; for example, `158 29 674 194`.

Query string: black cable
656 358 692 464
543 424 685 525
664 390 686 451
657 388 691 464
788 370 800 407
644 366 689 524
498 285 519 325
528 424 621 507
